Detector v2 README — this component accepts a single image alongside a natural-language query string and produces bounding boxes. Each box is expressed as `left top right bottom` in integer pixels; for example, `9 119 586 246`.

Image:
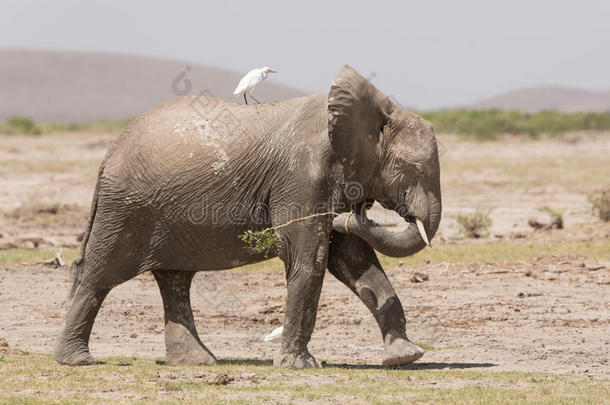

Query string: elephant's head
329 65 441 257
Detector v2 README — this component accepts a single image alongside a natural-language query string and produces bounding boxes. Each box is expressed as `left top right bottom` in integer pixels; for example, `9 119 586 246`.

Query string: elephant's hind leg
152 270 217 366
53 282 110 366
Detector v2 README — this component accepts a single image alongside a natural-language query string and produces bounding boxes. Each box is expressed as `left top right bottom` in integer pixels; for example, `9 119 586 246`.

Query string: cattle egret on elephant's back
233 66 278 105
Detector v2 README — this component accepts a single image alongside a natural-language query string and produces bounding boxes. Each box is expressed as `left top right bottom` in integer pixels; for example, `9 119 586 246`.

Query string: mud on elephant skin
53 65 441 369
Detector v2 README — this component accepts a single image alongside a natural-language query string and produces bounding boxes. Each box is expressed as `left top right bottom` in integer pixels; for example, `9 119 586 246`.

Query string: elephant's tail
69 162 105 299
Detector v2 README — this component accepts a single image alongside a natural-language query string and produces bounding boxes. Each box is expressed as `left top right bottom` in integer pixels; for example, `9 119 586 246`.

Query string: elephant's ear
328 65 395 187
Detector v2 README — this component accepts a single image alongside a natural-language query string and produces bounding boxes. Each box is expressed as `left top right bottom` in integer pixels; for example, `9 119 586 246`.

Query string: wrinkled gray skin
53 65 441 369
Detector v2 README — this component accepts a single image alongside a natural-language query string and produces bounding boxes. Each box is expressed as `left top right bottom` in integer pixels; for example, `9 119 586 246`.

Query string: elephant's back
103 94 324 178
101 96 256 191
99 93 327 202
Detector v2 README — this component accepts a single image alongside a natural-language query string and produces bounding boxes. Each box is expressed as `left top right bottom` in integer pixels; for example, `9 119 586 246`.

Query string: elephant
53 65 442 369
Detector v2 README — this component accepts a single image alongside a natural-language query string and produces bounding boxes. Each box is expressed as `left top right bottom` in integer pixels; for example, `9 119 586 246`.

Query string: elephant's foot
165 341 217 366
164 321 217 366
274 351 321 369
53 337 96 366
381 336 424 367
53 286 109 366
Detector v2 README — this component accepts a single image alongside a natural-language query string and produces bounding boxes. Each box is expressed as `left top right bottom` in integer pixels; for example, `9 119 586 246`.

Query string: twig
34 248 65 268
239 211 342 255
270 211 340 231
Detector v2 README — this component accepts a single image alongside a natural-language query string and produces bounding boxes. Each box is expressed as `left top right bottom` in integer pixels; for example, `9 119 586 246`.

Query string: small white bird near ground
233 66 277 105
263 326 283 342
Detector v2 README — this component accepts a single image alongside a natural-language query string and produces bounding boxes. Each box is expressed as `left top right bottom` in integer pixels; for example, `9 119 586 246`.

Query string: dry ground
0 131 609 403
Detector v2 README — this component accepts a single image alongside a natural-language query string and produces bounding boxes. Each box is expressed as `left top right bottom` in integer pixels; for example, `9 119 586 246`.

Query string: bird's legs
249 91 261 104
243 94 248 105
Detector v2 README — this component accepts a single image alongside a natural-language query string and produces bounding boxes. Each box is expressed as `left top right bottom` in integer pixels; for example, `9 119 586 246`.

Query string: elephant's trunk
332 193 441 258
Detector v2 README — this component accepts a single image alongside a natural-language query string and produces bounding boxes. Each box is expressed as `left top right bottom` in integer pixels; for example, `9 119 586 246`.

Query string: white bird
263 326 283 342
233 66 278 105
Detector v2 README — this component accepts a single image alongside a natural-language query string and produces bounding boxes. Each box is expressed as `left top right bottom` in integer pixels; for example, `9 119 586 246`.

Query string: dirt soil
0 253 608 377
0 132 609 380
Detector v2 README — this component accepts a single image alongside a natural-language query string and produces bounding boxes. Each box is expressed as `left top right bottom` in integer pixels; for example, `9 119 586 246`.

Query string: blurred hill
470 86 610 113
0 49 305 121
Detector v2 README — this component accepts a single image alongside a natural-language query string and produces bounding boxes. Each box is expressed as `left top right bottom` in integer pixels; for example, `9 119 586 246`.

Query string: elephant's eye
413 163 424 175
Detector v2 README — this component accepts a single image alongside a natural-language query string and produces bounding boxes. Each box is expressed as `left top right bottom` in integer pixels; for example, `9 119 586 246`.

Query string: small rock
240 373 264 383
517 292 542 298
597 277 610 285
410 272 429 283
0 337 8 354
528 207 563 230
129 333 137 338
210 374 234 385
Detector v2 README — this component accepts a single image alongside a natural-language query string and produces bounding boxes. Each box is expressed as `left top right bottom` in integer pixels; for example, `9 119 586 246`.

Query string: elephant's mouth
332 192 439 258
379 199 430 247
400 214 429 246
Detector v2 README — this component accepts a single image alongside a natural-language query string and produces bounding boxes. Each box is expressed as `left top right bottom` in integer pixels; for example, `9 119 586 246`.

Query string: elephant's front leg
274 222 329 369
327 231 424 366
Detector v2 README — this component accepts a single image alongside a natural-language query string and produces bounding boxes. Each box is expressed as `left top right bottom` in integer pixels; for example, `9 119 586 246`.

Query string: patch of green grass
0 117 131 135
5 110 610 140
0 248 79 265
441 156 609 193
233 240 609 273
0 352 606 404
589 188 610 222
2 240 608 270
412 381 610 405
0 117 41 135
420 109 610 140
37 119 132 134
456 207 493 238
378 240 610 268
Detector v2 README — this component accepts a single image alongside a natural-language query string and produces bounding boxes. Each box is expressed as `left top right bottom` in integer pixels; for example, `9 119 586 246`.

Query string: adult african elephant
53 65 442 369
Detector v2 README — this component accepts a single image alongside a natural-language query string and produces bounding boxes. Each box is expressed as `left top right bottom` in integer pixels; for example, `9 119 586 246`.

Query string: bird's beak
268 69 278 73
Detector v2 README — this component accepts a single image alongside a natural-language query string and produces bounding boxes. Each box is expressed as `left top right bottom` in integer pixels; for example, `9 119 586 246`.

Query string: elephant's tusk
416 218 429 246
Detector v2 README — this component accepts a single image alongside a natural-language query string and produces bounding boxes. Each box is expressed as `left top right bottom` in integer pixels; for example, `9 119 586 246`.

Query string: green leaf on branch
239 228 279 255
238 211 341 256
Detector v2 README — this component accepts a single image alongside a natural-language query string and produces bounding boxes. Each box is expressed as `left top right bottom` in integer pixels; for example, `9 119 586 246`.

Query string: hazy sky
1 0 609 110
